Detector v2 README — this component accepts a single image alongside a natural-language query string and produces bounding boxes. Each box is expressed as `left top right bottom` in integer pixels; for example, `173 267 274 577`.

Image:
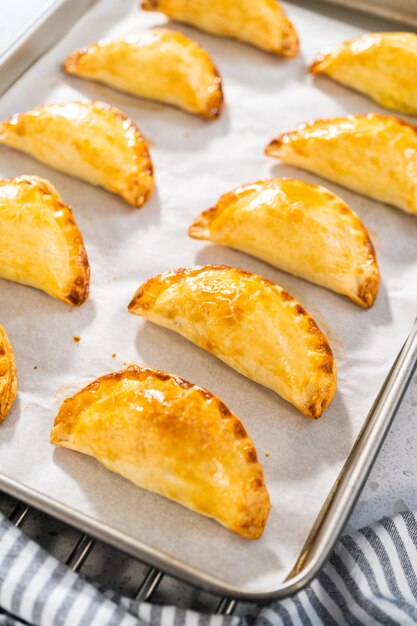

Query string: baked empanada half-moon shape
0 176 89 305
128 265 336 418
141 0 299 57
0 324 17 423
63 29 223 120
0 101 154 207
50 364 270 539
266 114 417 216
310 33 417 115
189 179 380 308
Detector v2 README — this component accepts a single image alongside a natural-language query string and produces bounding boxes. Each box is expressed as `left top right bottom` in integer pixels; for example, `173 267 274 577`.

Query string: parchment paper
1 0 417 593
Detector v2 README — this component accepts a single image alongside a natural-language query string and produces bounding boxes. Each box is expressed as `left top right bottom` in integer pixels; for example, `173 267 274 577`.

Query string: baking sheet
1 0 417 593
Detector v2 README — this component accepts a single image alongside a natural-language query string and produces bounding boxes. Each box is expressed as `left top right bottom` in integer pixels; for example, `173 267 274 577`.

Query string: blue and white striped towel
1 511 417 626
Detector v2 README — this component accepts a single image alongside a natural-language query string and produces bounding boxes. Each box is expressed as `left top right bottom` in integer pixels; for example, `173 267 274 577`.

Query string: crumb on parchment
73 336 80 343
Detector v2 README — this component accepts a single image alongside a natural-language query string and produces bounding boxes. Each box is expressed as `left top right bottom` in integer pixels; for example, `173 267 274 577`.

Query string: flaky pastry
0 324 17 423
128 265 336 418
51 364 270 539
141 0 299 57
310 33 417 115
63 29 223 120
0 101 154 207
265 114 417 215
189 179 380 307
0 176 89 305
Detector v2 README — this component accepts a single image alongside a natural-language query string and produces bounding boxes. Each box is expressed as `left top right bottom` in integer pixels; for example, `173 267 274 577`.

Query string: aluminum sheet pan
1 0 417 600
0 0 96 97
312 0 417 29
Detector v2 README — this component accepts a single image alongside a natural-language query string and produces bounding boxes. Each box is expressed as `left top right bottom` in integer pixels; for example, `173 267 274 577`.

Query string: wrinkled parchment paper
1 0 417 593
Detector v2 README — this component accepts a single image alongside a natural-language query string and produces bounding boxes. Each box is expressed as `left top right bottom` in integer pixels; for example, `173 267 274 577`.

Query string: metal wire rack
0 490 246 619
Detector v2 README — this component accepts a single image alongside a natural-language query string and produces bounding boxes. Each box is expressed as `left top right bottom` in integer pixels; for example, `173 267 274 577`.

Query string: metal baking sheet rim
311 0 417 28
0 0 417 602
1 319 416 601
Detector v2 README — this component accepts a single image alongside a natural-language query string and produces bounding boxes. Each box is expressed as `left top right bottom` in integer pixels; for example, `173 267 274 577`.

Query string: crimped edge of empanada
50 363 270 539
1 175 90 306
265 113 417 158
308 33 399 75
128 265 337 419
63 30 224 121
0 101 155 209
280 15 299 58
309 42 345 75
0 325 17 423
188 179 380 308
140 0 299 58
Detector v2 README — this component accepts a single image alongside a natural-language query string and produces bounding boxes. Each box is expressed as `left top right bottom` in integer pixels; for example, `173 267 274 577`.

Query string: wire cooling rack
0 490 246 618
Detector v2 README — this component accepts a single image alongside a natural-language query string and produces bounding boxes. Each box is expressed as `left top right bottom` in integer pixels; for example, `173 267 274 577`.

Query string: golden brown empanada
128 265 336 418
0 324 17 423
141 0 299 57
189 179 380 308
310 33 417 115
0 101 154 207
51 364 270 539
63 29 223 120
265 114 417 216
0 176 89 305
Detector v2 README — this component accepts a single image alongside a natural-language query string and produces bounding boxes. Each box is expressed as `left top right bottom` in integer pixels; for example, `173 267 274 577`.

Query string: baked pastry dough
128 265 336 418
189 179 380 308
0 176 89 305
0 324 17 423
63 29 223 120
310 33 417 115
265 114 417 215
0 101 154 207
50 364 270 539
141 0 299 57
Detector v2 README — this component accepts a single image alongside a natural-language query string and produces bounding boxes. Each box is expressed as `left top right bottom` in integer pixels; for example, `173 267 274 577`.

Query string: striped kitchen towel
1 511 417 626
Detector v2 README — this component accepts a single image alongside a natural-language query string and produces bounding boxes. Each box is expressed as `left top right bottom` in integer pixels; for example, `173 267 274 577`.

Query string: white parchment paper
1 0 417 593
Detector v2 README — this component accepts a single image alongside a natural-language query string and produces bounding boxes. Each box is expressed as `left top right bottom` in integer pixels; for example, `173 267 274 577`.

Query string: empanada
0 101 154 207
141 0 299 57
310 33 417 115
50 364 270 539
265 114 417 215
0 324 17 423
0 176 89 305
189 179 380 308
128 265 336 418
63 29 223 120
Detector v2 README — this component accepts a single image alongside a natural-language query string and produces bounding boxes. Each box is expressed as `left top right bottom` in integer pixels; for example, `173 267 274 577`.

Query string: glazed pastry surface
51 364 270 539
0 176 89 305
0 324 17 423
0 101 154 207
189 179 380 307
141 0 299 57
266 114 417 215
64 29 223 120
310 33 417 115
128 265 336 418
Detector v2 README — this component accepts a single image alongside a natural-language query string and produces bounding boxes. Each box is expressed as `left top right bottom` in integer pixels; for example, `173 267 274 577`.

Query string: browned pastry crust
189 178 380 308
265 113 417 216
0 175 89 305
0 101 154 207
141 0 299 57
128 265 337 418
0 325 17 423
63 29 224 120
51 364 270 539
